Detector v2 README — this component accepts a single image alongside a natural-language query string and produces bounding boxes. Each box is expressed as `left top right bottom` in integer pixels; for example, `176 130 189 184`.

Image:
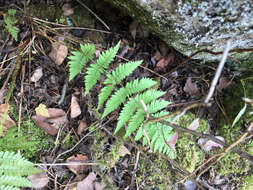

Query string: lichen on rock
106 0 253 64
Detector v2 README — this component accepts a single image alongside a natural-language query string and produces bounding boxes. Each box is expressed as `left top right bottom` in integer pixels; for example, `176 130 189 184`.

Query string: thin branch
204 40 231 104
155 119 253 163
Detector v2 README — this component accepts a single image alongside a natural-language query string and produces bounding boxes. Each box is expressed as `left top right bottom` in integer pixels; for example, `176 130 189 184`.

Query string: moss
137 154 172 189
1 105 51 161
175 113 207 173
241 175 253 190
214 151 250 176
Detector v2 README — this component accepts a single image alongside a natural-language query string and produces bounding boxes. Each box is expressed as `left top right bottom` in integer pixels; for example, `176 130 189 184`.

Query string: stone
106 0 253 64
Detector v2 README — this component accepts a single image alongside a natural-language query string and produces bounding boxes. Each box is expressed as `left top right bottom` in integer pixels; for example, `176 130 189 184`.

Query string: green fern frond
125 100 169 137
4 9 19 41
85 41 120 95
102 78 157 118
115 90 166 134
97 61 142 109
68 43 95 81
0 151 40 189
0 185 20 190
135 111 174 157
0 176 32 187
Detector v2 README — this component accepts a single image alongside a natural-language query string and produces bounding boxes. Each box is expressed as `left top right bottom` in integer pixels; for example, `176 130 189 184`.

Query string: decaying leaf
217 77 230 92
49 36 68 65
0 88 7 104
0 104 16 137
66 154 89 175
184 78 199 95
32 107 67 135
77 121 88 135
118 145 131 157
70 95 81 118
27 170 49 189
77 172 96 190
198 136 225 152
31 67 43 82
187 118 200 131
167 132 178 151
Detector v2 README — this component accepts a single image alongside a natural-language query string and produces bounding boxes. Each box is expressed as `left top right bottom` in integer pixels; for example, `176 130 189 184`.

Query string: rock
106 0 253 64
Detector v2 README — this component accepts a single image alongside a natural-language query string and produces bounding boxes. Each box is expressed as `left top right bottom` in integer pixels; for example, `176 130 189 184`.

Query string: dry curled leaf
167 132 178 151
66 154 89 175
118 145 131 157
49 36 68 65
77 172 96 190
198 136 225 152
32 108 67 135
77 121 88 135
0 88 7 104
70 96 81 118
27 170 49 189
187 118 200 131
184 78 199 95
31 67 43 82
217 77 230 92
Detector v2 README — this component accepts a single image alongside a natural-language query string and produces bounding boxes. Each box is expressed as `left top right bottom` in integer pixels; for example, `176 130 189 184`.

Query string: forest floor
0 0 252 190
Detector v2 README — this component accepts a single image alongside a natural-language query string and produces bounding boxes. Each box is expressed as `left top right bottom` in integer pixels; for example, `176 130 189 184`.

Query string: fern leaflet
85 41 120 95
125 100 170 137
115 90 166 133
102 78 157 118
0 151 40 189
68 44 95 81
4 9 19 41
98 60 142 109
135 111 174 157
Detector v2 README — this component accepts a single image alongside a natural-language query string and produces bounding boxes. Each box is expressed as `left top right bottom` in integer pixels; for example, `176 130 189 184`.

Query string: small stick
204 40 231 104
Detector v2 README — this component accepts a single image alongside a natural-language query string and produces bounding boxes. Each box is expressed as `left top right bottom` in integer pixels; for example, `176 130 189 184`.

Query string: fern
4 9 19 41
85 41 120 95
68 43 95 81
0 151 40 189
68 41 176 157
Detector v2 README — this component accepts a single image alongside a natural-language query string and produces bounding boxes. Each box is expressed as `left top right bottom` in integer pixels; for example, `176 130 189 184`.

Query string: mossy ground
0 105 51 161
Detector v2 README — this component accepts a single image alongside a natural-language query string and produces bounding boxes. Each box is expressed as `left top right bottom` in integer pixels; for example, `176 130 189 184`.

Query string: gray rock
106 0 253 65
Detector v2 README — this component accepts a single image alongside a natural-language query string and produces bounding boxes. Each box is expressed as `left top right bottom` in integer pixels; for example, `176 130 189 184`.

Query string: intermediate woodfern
0 151 40 189
68 42 175 158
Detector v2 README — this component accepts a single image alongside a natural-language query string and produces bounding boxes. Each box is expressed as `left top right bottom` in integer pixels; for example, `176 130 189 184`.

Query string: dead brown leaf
66 154 89 175
0 88 7 104
27 170 49 189
49 36 68 65
0 104 16 137
70 96 81 118
118 145 131 157
187 118 200 131
217 77 231 92
184 78 199 95
77 121 88 135
77 172 96 190
30 67 43 82
32 108 67 135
